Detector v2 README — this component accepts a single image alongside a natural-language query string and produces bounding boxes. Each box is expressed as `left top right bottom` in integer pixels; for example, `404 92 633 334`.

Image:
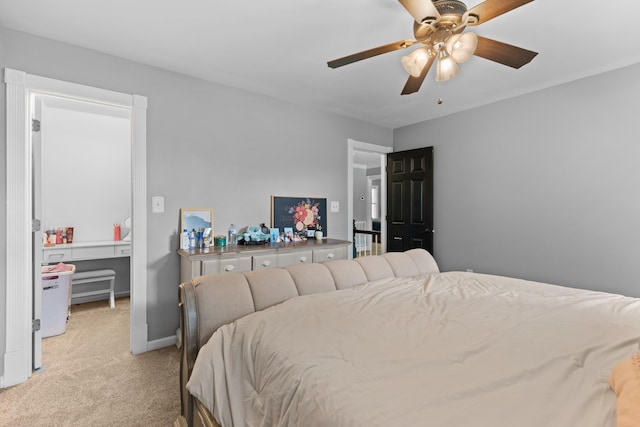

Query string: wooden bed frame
177 249 440 427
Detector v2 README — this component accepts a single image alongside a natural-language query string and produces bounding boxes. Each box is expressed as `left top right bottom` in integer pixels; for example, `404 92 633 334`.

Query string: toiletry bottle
181 229 189 250
228 224 238 246
56 227 63 244
114 224 121 241
189 229 196 249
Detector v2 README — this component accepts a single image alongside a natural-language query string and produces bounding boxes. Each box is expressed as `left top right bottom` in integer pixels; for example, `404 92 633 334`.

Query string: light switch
330 200 339 213
151 196 164 213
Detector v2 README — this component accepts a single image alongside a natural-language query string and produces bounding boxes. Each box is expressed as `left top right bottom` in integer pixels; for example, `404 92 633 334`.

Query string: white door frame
347 138 392 257
2 68 148 387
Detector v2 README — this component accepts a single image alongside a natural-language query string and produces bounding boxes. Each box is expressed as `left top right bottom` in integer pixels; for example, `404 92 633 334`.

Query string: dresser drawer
278 250 313 267
313 246 347 263
253 254 278 270
202 256 252 275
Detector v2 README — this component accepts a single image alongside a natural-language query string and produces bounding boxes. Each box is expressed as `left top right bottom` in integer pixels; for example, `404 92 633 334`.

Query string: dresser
177 238 351 283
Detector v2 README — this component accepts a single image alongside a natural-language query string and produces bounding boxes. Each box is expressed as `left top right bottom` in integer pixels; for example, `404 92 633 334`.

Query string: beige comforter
187 272 640 427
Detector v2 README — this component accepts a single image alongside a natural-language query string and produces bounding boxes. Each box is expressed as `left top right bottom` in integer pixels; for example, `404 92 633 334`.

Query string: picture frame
283 227 294 242
269 228 280 243
180 208 213 233
271 196 327 236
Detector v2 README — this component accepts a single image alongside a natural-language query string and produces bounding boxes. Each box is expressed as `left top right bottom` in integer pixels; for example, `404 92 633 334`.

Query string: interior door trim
2 68 148 387
347 138 393 258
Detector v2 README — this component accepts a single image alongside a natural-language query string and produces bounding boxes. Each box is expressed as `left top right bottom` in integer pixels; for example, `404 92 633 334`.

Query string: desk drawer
72 246 115 260
115 245 131 257
42 248 72 264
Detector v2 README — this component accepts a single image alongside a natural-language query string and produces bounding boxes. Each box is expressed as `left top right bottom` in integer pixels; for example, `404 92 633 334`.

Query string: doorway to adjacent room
32 93 132 370
347 138 392 258
3 68 148 388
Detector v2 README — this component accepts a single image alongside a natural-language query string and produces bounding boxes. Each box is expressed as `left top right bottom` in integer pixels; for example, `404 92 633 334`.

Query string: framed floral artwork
271 196 327 237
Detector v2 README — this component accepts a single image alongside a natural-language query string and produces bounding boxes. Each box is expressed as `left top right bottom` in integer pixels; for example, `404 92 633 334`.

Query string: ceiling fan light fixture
401 47 430 77
435 46 459 82
445 32 478 63
327 0 539 95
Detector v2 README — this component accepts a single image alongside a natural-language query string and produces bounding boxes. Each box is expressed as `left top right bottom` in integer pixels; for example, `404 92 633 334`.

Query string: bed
178 249 640 427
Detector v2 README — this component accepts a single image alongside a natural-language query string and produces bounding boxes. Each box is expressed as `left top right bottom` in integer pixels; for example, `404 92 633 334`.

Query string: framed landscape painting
180 208 213 232
271 196 327 236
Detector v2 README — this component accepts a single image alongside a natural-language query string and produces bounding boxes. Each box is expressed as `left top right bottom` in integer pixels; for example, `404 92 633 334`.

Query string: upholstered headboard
178 248 439 426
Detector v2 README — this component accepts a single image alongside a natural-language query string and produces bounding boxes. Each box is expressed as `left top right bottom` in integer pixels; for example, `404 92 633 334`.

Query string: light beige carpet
0 297 181 426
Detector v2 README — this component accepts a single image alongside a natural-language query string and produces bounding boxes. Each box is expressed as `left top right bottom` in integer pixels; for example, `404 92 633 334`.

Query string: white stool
72 269 116 308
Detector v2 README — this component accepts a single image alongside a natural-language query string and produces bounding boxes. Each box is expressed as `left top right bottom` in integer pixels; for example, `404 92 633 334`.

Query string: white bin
41 264 76 338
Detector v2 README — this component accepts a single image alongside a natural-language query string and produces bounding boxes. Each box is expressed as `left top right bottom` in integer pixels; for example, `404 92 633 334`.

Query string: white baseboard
147 335 177 351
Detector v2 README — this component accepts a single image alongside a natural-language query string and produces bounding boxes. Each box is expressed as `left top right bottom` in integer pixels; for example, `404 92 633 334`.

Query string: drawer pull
261 260 271 267
298 256 307 263
326 253 334 259
223 265 235 272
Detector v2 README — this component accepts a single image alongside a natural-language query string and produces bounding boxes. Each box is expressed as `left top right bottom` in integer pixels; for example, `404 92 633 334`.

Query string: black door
386 147 434 254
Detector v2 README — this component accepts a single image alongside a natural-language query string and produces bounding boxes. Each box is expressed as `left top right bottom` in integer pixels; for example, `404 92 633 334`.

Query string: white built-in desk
42 241 131 306
42 241 131 264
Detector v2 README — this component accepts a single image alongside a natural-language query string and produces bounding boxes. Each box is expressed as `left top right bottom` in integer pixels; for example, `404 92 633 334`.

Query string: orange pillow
609 352 640 427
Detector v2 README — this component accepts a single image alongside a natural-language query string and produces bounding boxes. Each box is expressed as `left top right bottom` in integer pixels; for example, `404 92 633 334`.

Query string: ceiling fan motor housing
434 0 468 20
414 0 469 43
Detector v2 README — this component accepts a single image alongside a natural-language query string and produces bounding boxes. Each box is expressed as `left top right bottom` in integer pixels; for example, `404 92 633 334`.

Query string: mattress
187 271 640 427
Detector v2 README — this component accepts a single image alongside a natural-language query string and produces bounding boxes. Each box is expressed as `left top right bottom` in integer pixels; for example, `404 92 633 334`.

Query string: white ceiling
2 0 640 129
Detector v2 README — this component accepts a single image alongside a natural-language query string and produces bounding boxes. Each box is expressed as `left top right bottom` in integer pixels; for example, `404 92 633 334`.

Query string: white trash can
41 264 76 338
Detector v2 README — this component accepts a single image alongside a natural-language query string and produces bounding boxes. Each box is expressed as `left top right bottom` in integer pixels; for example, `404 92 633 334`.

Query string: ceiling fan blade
467 0 534 25
401 54 435 95
328 40 416 69
398 0 440 24
473 36 537 69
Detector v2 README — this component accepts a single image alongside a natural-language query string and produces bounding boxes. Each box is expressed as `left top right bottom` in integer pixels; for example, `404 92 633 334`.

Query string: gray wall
353 167 368 223
0 28 393 376
394 62 640 297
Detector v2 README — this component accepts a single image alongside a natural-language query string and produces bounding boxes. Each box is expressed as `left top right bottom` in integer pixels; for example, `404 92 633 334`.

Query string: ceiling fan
327 0 538 95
